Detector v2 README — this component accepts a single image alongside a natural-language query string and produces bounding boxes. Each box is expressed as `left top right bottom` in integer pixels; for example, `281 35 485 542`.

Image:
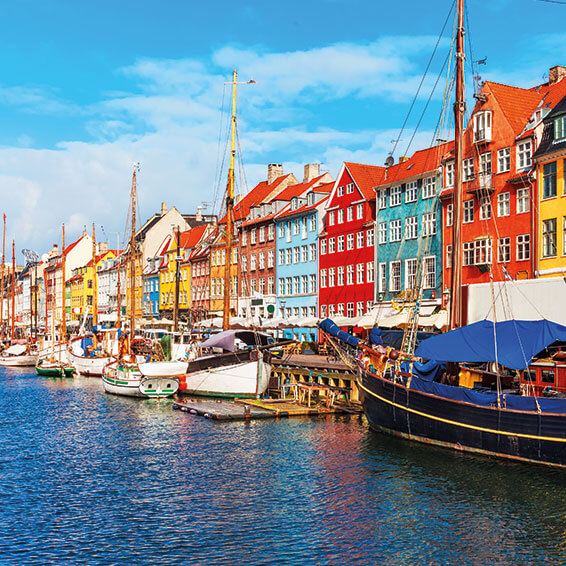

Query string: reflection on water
0 368 563 564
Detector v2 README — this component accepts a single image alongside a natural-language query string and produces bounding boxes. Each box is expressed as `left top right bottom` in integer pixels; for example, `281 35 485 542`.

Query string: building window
347 206 354 222
479 196 492 220
390 185 401 206
463 200 474 223
242 256 248 272
259 226 266 243
309 274 316 294
356 301 364 317
337 303 344 316
250 254 257 271
285 249 292 265
422 212 436 236
356 203 364 219
346 302 354 317
301 275 308 294
320 269 327 288
473 110 492 142
347 233 354 250
328 268 335 287
463 239 492 266
328 211 335 227
517 140 532 170
320 305 327 318
423 256 436 289
543 218 557 257
258 253 265 270
463 158 474 181
517 187 530 214
309 243 316 261
366 228 374 247
543 162 557 198
378 222 387 244
498 237 510 263
337 186 344 197
405 216 418 240
346 265 354 285
320 239 327 255
328 238 335 254
278 278 285 295
337 266 344 286
301 246 308 262
268 224 275 240
337 235 344 252
242 231 248 246
405 181 418 203
259 278 266 294
389 261 401 292
356 263 364 284
390 219 402 242
367 262 374 283
378 263 386 293
446 203 453 227
422 176 436 199
497 192 510 217
346 183 354 194
357 232 364 248
293 247 300 264
445 161 454 187
378 189 387 209
497 148 510 173
308 215 316 232
446 244 453 269
480 152 492 174
554 115 566 141
292 276 300 295
337 210 344 224
251 228 257 244
405 258 417 290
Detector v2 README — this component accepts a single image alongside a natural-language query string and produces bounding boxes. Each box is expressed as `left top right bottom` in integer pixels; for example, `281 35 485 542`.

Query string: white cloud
0 36 451 255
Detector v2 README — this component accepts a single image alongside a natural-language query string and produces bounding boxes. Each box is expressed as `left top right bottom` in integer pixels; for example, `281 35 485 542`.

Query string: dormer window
337 186 344 197
554 115 566 141
307 192 315 206
346 183 355 194
473 111 492 143
291 197 298 211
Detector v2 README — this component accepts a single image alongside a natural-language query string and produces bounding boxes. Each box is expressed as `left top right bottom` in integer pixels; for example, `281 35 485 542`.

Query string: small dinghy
35 358 75 377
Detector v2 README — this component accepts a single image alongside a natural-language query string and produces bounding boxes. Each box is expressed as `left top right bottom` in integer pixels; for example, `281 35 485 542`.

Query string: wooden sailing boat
102 165 179 398
181 69 273 399
321 0 566 468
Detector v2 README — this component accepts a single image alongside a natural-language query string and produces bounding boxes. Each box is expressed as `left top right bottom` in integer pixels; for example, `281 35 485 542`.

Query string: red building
441 74 566 301
189 238 212 322
318 162 386 320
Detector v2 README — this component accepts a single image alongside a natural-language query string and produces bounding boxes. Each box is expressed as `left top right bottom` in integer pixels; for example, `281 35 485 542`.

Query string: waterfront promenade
0 367 563 564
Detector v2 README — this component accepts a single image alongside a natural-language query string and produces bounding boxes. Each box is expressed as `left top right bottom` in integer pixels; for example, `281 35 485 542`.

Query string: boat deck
172 397 361 421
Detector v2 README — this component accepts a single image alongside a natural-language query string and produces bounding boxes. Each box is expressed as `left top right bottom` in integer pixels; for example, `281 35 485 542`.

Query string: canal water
0 368 564 564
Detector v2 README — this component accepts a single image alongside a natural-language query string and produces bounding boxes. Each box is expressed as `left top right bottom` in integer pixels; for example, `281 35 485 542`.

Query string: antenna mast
449 0 466 329
223 69 238 331
129 165 139 343
91 223 98 328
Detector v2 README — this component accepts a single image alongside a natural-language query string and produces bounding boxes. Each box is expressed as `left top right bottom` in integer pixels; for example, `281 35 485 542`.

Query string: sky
0 0 565 257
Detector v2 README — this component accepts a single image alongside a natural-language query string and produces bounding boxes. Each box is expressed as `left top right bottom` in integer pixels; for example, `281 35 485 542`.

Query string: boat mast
61 224 66 340
449 0 466 329
0 213 5 336
10 239 15 340
129 165 139 345
173 226 181 333
223 69 238 331
91 223 98 329
116 235 122 329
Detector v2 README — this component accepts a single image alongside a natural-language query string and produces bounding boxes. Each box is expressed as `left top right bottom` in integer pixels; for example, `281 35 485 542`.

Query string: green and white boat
35 359 75 377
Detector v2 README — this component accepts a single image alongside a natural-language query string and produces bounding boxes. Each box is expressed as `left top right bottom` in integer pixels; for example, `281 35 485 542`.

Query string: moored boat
35 358 75 377
0 344 38 367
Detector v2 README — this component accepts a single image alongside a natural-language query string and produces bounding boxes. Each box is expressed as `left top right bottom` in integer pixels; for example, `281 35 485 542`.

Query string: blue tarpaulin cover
415 319 566 370
319 319 360 348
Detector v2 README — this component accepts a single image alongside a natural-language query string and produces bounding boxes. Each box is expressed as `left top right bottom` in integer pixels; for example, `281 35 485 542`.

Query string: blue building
274 174 333 341
372 143 453 322
142 236 171 319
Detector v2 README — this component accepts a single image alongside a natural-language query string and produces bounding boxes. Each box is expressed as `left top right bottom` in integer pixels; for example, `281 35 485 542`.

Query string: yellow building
158 226 210 318
536 97 566 278
68 250 117 321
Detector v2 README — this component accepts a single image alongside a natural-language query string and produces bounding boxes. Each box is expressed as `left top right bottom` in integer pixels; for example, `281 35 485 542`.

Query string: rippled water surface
0 368 564 564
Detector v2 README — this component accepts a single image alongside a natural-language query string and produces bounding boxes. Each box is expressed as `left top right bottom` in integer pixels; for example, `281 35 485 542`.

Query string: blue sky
1 0 565 255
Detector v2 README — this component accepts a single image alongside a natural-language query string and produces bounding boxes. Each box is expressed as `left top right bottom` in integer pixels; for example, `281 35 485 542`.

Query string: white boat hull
138 361 188 377
184 358 271 399
68 351 112 377
0 354 38 367
102 363 179 399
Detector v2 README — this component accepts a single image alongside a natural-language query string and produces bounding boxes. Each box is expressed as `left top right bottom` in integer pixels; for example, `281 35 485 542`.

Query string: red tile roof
376 141 454 186
64 234 87 256
275 181 334 220
86 250 120 268
343 162 387 200
267 174 326 203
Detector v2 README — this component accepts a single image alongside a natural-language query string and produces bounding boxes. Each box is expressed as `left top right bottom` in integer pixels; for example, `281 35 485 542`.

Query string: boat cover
415 319 566 370
408 374 566 414
4 344 26 356
200 330 271 352
319 319 360 348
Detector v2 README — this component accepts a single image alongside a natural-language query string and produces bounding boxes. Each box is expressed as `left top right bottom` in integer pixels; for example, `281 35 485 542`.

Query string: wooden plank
172 399 275 421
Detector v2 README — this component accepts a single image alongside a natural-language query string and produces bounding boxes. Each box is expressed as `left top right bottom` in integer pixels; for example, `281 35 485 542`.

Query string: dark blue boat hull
360 370 566 468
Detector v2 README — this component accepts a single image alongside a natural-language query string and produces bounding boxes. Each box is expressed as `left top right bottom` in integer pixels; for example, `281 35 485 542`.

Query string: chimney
303 163 320 183
97 241 108 254
398 156 410 164
196 206 203 222
267 163 284 184
160 201 168 216
549 66 566 85
49 244 59 259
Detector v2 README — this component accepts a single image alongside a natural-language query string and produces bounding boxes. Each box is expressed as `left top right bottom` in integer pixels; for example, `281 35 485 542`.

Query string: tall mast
0 213 5 335
173 227 181 333
61 224 66 339
91 223 98 328
129 166 138 343
223 69 238 331
116 235 122 329
449 0 466 329
10 240 15 340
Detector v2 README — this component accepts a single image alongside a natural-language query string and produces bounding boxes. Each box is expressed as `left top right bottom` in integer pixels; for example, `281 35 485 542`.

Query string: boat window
523 370 536 381
541 370 555 384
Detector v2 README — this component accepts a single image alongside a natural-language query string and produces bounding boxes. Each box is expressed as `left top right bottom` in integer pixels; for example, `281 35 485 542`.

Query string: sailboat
181 70 273 399
320 0 566 468
102 165 180 399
